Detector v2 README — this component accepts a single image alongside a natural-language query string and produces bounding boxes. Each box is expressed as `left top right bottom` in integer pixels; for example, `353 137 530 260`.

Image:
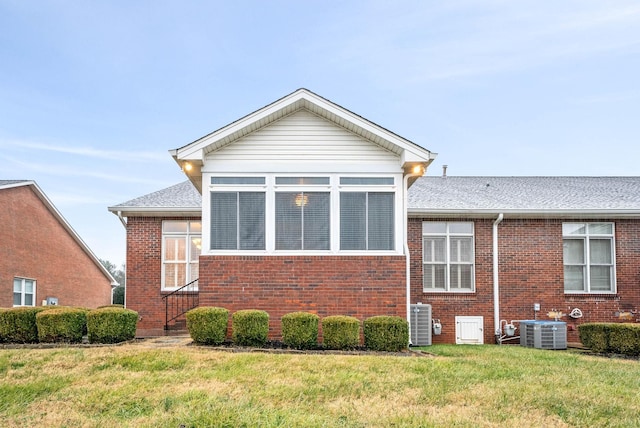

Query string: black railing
162 278 199 330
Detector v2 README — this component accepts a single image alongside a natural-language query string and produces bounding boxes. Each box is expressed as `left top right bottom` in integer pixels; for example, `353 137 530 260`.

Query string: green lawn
0 343 638 427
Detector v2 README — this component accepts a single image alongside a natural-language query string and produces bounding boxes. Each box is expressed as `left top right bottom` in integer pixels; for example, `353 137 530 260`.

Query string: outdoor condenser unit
520 321 567 350
410 304 432 346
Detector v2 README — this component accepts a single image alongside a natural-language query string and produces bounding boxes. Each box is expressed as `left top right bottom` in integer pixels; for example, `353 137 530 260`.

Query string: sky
1 0 639 267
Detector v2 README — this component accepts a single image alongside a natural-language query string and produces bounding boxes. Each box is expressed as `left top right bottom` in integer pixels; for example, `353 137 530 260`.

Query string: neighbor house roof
408 176 640 218
108 181 201 217
170 88 436 191
1 180 118 285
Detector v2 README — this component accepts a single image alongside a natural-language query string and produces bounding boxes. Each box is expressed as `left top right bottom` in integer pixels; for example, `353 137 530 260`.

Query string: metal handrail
162 278 199 330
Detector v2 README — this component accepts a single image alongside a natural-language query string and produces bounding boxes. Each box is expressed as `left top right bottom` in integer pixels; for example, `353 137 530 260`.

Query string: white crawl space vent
410 304 432 346
520 321 567 350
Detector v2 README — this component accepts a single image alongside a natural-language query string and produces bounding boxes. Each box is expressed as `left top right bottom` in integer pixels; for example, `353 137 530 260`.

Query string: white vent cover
410 304 432 346
520 321 567 350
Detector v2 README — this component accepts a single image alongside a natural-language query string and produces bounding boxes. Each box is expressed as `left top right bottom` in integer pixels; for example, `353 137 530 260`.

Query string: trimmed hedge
36 307 87 343
0 307 47 343
281 312 319 349
87 307 138 344
232 309 269 347
579 323 640 356
186 307 229 345
322 315 360 350
364 315 409 352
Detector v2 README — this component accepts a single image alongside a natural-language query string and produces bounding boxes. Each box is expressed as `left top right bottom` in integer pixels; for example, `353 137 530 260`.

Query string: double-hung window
13 277 35 306
275 177 330 250
423 222 475 292
210 177 265 250
162 220 201 290
563 223 615 293
340 177 395 251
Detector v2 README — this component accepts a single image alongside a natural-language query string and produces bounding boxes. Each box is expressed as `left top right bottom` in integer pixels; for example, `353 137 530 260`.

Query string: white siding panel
207 110 400 166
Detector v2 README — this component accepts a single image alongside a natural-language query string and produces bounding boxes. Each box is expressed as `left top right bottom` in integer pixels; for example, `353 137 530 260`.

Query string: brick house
109 89 640 343
1 180 116 308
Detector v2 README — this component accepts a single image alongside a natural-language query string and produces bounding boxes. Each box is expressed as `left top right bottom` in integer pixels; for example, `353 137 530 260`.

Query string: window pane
424 264 446 289
590 239 612 264
25 280 34 294
163 221 187 233
564 265 585 291
164 237 186 261
340 192 366 250
239 192 265 250
422 222 446 234
588 223 613 235
211 177 265 185
303 192 330 250
190 238 202 262
563 239 584 264
13 278 22 293
165 264 186 288
450 237 473 262
24 294 33 306
450 264 473 290
190 222 202 233
449 222 473 234
276 192 302 250
563 223 586 235
190 264 199 283
590 266 612 291
423 237 446 263
340 177 394 185
211 192 238 250
276 177 329 185
13 293 21 306
368 192 394 250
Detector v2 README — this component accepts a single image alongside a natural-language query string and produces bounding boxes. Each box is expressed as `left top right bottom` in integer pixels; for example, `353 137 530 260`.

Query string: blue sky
2 1 639 267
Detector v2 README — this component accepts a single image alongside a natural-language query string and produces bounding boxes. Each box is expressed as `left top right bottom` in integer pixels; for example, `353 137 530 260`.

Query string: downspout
116 211 127 228
493 213 504 339
404 167 424 345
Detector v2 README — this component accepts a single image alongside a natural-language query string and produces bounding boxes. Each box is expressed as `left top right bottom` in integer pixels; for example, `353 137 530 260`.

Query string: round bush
87 307 138 344
36 307 87 343
232 309 269 347
0 307 47 343
186 307 229 345
281 312 319 349
322 315 360 350
363 315 409 352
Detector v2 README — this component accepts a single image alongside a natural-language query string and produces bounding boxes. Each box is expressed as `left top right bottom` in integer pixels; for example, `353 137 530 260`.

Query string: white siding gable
203 110 402 174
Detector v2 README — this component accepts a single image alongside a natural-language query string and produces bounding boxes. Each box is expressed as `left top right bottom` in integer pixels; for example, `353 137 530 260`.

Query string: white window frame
13 277 36 307
161 220 201 291
202 173 401 255
563 222 616 294
422 222 475 292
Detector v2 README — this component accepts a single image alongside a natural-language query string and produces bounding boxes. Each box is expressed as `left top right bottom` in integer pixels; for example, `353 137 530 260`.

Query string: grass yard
1 343 639 427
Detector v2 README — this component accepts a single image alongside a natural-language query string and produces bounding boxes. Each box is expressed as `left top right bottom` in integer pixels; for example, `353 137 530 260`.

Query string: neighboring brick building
109 89 640 343
1 180 116 309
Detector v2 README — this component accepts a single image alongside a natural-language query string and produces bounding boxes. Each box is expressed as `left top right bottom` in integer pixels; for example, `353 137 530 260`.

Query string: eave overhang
408 208 640 219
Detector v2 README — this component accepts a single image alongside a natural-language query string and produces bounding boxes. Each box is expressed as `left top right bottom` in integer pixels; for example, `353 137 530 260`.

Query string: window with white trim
162 220 201 290
563 222 615 293
13 277 35 306
423 222 475 292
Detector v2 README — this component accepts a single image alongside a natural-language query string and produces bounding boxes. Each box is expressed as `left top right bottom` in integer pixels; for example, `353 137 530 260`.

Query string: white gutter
116 211 127 228
493 213 504 336
404 167 425 345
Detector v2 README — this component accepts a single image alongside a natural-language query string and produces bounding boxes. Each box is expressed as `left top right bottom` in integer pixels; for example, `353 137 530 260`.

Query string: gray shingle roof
0 180 30 187
110 181 201 209
408 176 640 214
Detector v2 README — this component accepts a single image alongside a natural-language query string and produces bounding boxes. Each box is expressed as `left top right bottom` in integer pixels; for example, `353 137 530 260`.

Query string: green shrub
97 304 125 309
232 309 269 347
281 312 319 349
36 307 87 343
579 323 613 353
186 307 229 345
608 324 640 356
322 315 360 350
87 307 138 344
363 315 409 352
0 307 47 343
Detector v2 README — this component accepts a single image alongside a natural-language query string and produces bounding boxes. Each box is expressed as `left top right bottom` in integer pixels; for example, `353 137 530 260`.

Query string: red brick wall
409 217 640 344
0 185 112 308
199 255 407 339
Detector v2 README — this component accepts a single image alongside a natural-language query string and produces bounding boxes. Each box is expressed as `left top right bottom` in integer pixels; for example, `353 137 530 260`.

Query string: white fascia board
24 182 118 285
408 208 640 219
107 206 201 217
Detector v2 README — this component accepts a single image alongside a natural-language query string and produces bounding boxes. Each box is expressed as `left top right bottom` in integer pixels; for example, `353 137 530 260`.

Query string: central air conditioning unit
520 321 567 350
410 304 432 346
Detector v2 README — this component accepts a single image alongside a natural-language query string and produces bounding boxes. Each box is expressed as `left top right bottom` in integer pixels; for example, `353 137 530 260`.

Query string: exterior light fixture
183 162 193 173
412 164 424 176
